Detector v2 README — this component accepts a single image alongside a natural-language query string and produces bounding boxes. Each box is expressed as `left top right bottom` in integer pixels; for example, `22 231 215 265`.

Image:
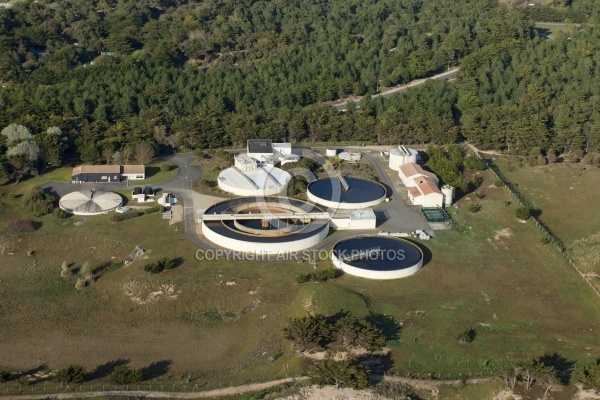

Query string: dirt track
0 375 499 400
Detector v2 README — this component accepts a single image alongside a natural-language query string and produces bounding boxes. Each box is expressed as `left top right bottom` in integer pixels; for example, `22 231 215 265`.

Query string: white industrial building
246 139 300 166
388 146 419 171
398 163 439 187
329 209 377 230
407 176 444 208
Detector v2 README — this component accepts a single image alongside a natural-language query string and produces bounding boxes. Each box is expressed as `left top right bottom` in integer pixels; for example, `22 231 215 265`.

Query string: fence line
465 145 600 300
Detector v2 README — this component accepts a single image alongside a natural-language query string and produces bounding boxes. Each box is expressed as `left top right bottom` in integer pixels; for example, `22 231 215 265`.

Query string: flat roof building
72 165 145 183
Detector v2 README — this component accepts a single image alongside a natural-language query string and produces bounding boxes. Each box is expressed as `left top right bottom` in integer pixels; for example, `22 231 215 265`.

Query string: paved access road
41 153 222 252
332 68 459 111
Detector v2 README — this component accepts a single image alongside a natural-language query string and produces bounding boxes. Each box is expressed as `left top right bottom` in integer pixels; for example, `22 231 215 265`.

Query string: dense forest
0 0 598 180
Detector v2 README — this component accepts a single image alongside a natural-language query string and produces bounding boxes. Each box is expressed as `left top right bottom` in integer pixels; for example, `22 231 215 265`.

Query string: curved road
332 68 459 111
42 148 429 259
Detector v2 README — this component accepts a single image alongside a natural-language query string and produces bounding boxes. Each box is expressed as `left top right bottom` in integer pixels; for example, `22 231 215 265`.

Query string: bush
308 358 370 389
295 273 311 283
373 381 420 400
494 179 503 187
108 365 142 385
22 187 55 217
53 208 68 219
0 369 13 382
296 268 341 283
159 256 175 270
144 257 175 273
8 193 18 199
516 206 531 220
456 328 476 343
546 149 557 163
143 206 162 214
7 219 38 232
110 211 142 222
55 365 85 384
144 262 162 274
463 154 486 171
475 192 485 199
468 203 481 213
159 162 171 172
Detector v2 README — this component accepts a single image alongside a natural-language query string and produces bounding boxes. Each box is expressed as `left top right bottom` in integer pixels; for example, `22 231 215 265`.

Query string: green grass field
0 168 599 395
133 161 179 185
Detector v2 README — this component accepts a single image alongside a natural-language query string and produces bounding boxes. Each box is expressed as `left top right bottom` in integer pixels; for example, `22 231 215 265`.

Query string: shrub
456 328 476 343
53 208 68 219
546 149 557 163
516 206 531 220
475 192 485 199
537 156 548 166
8 193 18 199
159 257 175 270
144 262 162 274
7 219 38 232
308 358 370 389
55 365 85 384
144 257 175 273
22 187 55 216
108 365 142 385
143 206 162 214
296 273 311 284
0 369 13 382
494 179 504 187
463 154 486 170
468 203 481 213
159 162 171 172
541 236 551 245
110 211 142 222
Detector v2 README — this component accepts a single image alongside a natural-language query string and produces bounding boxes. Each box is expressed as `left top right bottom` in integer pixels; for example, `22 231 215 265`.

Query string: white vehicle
115 206 130 213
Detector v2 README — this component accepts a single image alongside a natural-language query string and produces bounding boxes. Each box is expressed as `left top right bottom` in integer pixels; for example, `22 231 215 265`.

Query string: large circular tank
217 165 291 196
332 236 424 279
59 189 122 215
307 177 386 210
201 197 329 254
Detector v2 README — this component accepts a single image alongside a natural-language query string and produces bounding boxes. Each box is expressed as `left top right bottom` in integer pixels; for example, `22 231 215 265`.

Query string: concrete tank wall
307 190 386 210
202 221 329 254
332 254 423 280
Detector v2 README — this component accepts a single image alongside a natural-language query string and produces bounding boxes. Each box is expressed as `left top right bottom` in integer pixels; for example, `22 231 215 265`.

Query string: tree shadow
140 360 172 381
86 359 129 381
358 352 394 376
93 260 124 279
538 353 576 385
171 257 184 269
365 314 401 342
325 309 351 326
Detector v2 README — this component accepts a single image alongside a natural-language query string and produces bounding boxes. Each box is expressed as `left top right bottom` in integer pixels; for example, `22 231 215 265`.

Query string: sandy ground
277 385 382 400
169 204 183 225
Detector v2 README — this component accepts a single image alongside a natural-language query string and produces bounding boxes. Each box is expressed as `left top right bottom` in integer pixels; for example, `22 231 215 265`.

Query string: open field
486 157 600 292
0 168 599 397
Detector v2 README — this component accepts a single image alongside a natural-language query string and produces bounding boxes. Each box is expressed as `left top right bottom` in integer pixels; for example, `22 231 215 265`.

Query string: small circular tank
442 185 455 206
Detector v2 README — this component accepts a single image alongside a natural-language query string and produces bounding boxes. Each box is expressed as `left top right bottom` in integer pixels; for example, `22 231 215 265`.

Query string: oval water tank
442 185 455 206
325 148 337 157
388 147 402 171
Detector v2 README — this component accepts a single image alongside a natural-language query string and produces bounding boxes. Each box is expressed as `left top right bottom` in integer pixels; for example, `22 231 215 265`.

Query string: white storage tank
388 147 403 171
388 146 419 171
326 148 337 157
442 185 455 206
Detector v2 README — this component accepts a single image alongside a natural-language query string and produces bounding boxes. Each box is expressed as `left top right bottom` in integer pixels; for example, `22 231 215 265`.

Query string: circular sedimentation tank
331 236 424 279
201 197 329 254
59 189 123 215
307 177 386 210
217 165 291 196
